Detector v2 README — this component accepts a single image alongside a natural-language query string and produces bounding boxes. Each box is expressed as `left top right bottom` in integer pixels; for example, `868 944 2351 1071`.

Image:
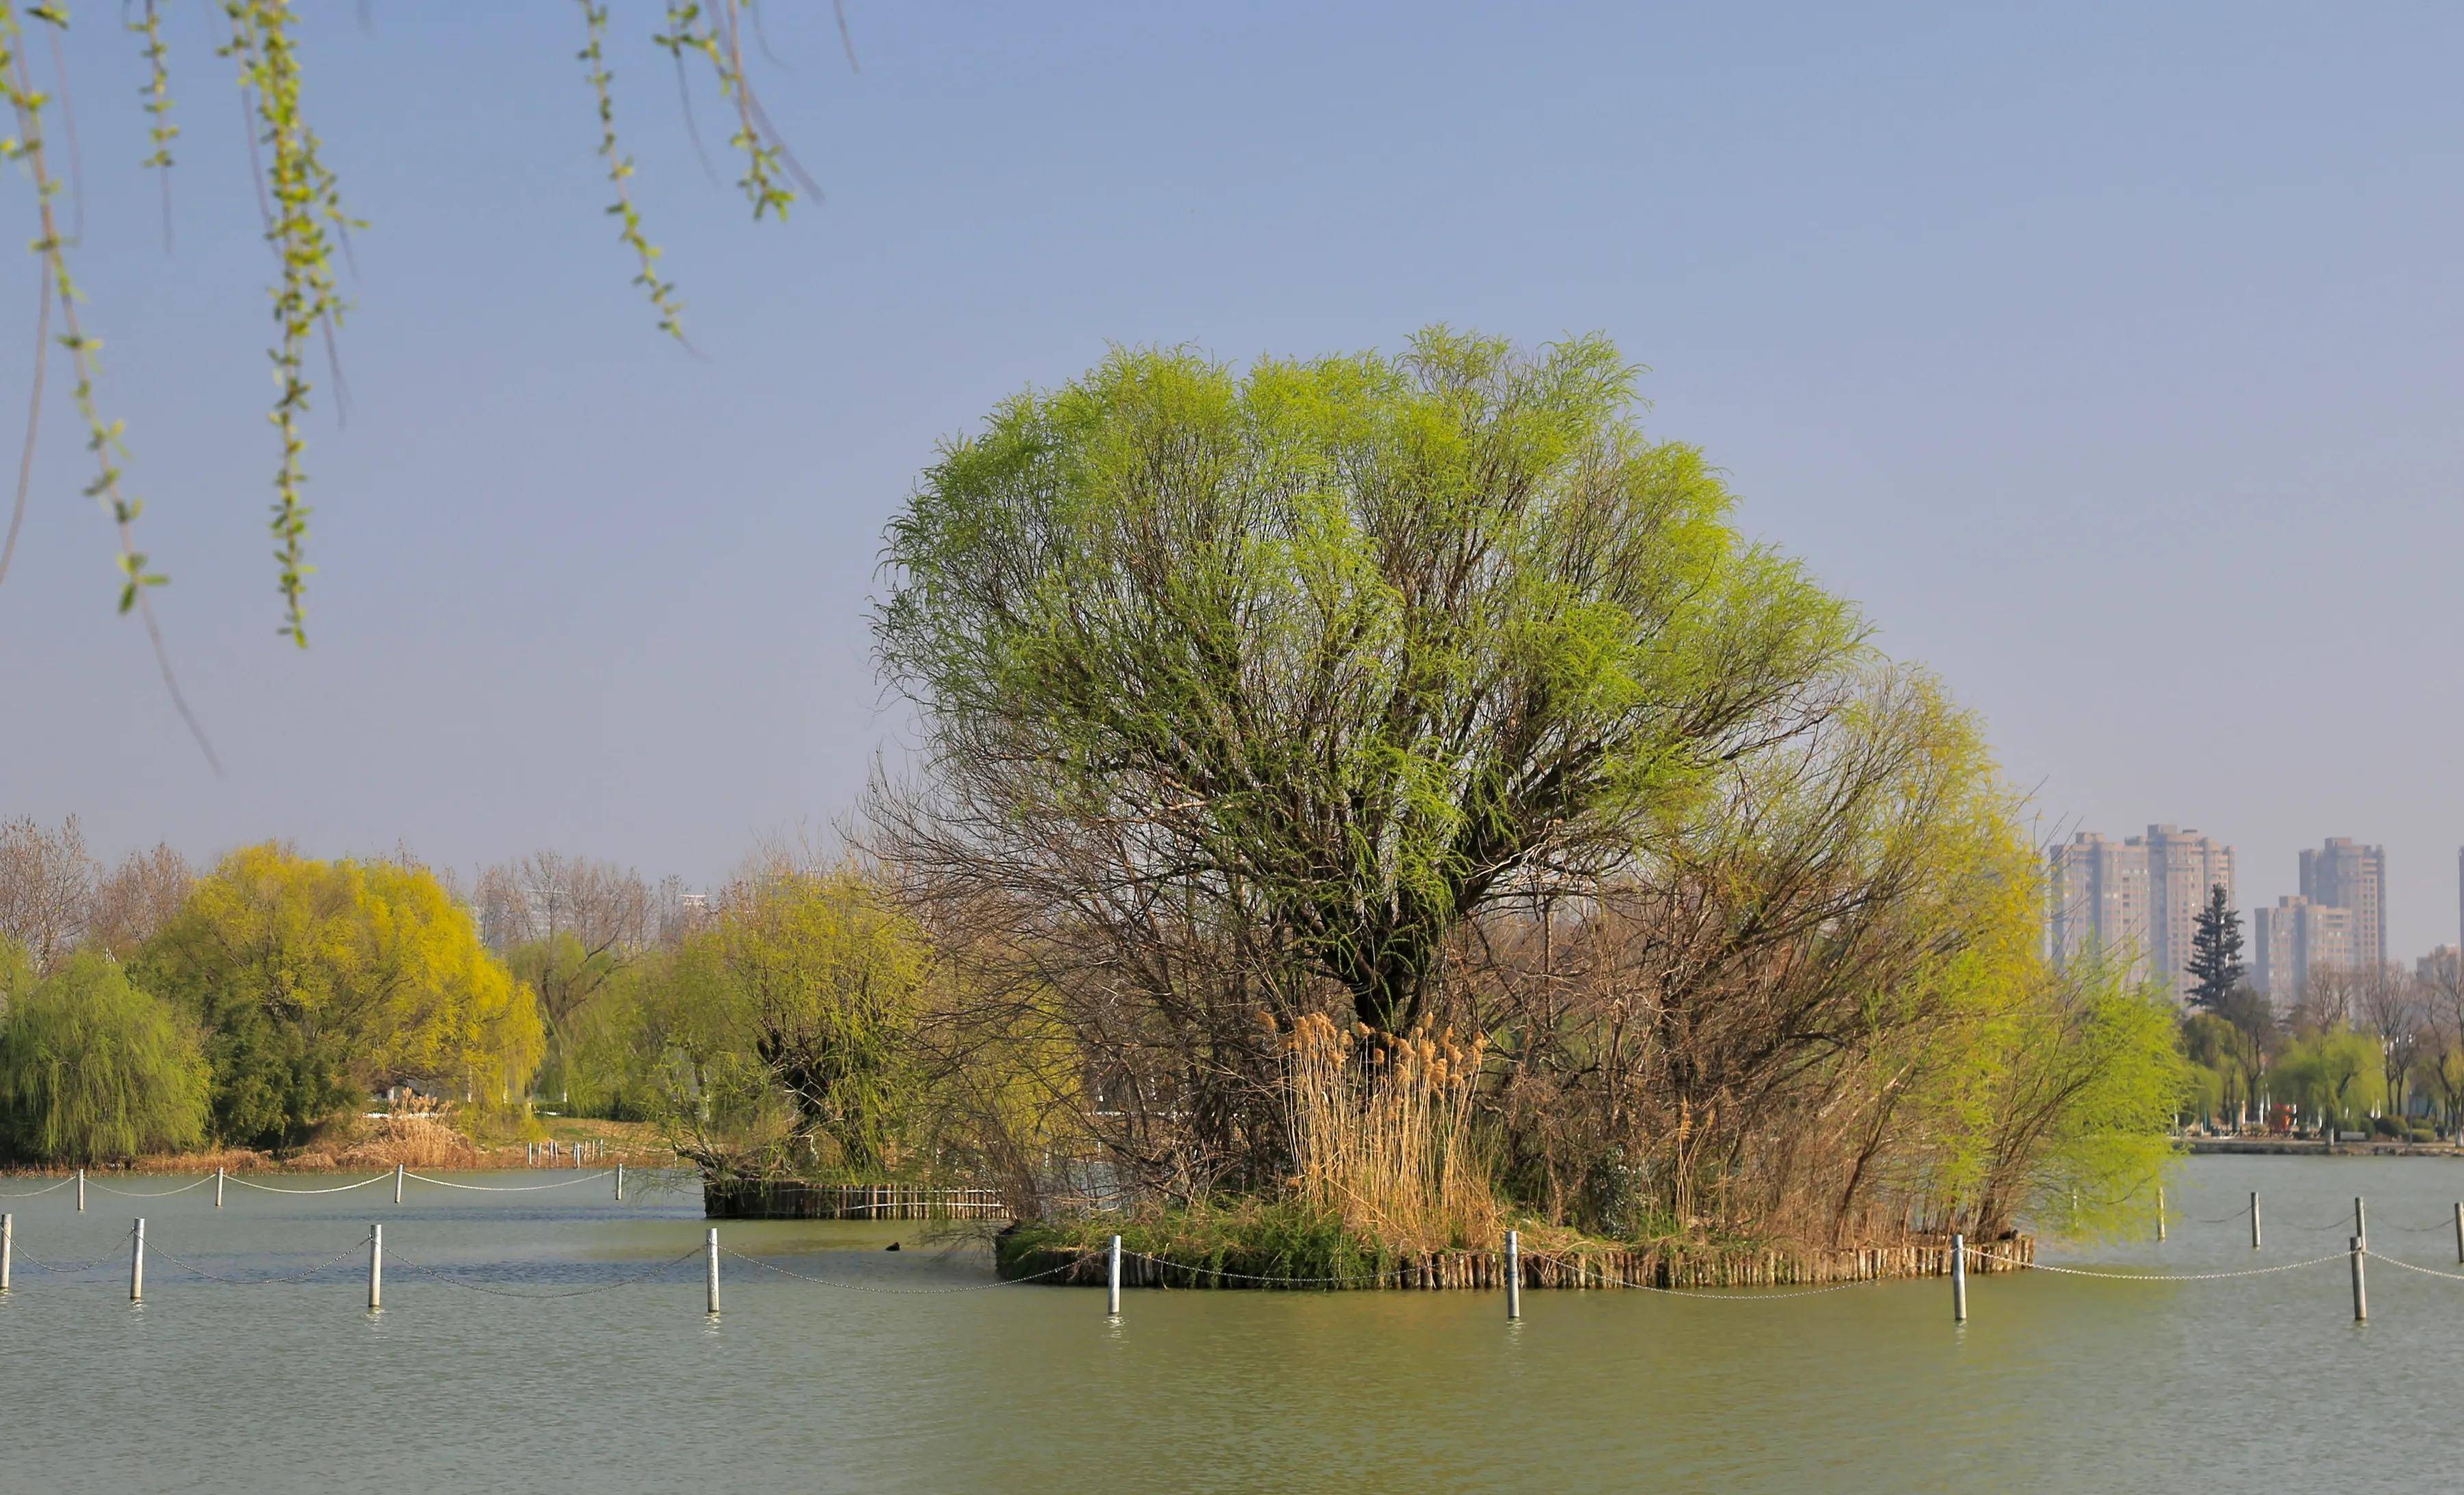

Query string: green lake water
0 1155 2456 1492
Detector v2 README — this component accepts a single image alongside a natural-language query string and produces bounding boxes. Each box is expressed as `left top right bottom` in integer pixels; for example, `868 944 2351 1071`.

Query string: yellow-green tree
137 844 542 1147
608 865 937 1179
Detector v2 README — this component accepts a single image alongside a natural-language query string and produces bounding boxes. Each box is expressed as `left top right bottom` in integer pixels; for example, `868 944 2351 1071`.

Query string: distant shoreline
2186 1138 2464 1158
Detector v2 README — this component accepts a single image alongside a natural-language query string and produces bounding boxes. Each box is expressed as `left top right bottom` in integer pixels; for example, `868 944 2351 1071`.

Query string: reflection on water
3 1158 2461 1492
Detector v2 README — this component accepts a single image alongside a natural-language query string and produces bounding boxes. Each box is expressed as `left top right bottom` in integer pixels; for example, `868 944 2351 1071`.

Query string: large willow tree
875 330 2184 1236
0 951 209 1164
880 329 1860 1038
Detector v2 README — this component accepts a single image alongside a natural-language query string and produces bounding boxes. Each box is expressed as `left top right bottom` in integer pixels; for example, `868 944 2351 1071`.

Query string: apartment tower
2299 837 2387 971
2047 832 2151 987
2252 896 2358 1006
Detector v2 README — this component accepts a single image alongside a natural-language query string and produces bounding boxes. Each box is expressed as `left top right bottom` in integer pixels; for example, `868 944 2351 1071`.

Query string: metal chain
2383 1217 2457 1234
2362 1251 2464 1281
402 1170 614 1192
1969 1248 2348 1281
226 1173 391 1195
87 1175 214 1198
719 1244 1098 1294
8 1221 139 1275
378 1244 703 1299
147 1242 367 1286
0 1175 77 1198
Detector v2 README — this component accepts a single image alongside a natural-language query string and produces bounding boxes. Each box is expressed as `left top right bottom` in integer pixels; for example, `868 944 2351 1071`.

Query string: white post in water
1106 1234 1123 1316
2251 1190 2262 1250
2156 1186 2166 1242
215 1166 224 1209
1951 1233 1968 1322
2350 1235 2367 1322
2355 1196 2367 1251
1506 1229 1522 1320
129 1218 144 1303
615 1163 625 1202
705 1228 720 1316
2 1212 12 1292
394 1164 405 1204
77 1168 84 1212
368 1224 383 1311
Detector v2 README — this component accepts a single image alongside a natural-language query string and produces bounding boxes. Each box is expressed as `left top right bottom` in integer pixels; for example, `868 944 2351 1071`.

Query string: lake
1 1155 2459 1492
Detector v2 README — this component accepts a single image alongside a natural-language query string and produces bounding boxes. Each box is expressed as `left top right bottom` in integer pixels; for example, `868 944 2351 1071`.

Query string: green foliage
0 936 32 1014
0 951 209 1164
2273 1025 2385 1131
136 844 542 1148
1975 954 2189 1239
509 929 628 1103
879 329 1861 1034
611 867 934 1179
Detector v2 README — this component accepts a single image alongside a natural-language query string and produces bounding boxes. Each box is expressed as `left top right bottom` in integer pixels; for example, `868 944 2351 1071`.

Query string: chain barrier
378 1244 704 1300
226 1173 392 1196
401 1170 615 1193
87 1176 214 1199
2362 1251 2464 1283
0 1176 77 1199
9 1226 138 1277
148 1242 368 1286
1968 1247 2349 1281
6 1226 138 1270
720 1244 1100 1294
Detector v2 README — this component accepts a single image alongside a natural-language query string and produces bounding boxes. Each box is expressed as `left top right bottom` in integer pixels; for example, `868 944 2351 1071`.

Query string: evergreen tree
2187 883 2246 1009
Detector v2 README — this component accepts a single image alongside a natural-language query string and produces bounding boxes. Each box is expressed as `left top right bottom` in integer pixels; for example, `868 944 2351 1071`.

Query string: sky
3 3 2461 955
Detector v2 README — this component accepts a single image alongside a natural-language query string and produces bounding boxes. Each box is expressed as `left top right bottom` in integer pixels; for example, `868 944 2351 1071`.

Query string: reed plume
1279 1012 1497 1251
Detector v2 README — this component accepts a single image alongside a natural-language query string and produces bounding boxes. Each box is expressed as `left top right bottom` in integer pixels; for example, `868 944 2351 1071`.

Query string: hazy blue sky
5 3 2460 954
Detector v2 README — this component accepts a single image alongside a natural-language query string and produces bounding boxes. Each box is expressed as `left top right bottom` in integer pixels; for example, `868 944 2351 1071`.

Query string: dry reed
1279 1012 1498 1252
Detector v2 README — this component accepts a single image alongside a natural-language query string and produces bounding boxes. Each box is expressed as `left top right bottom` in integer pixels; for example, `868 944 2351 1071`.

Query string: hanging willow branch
0 3 220 771
132 0 176 249
578 0 685 342
222 0 355 647
0 1 838 673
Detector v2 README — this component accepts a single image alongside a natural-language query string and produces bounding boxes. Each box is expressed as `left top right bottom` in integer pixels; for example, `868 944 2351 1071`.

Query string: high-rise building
2142 824 2234 1004
2048 832 2151 986
2047 826 2233 1004
2300 837 2387 970
2253 896 2358 1006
